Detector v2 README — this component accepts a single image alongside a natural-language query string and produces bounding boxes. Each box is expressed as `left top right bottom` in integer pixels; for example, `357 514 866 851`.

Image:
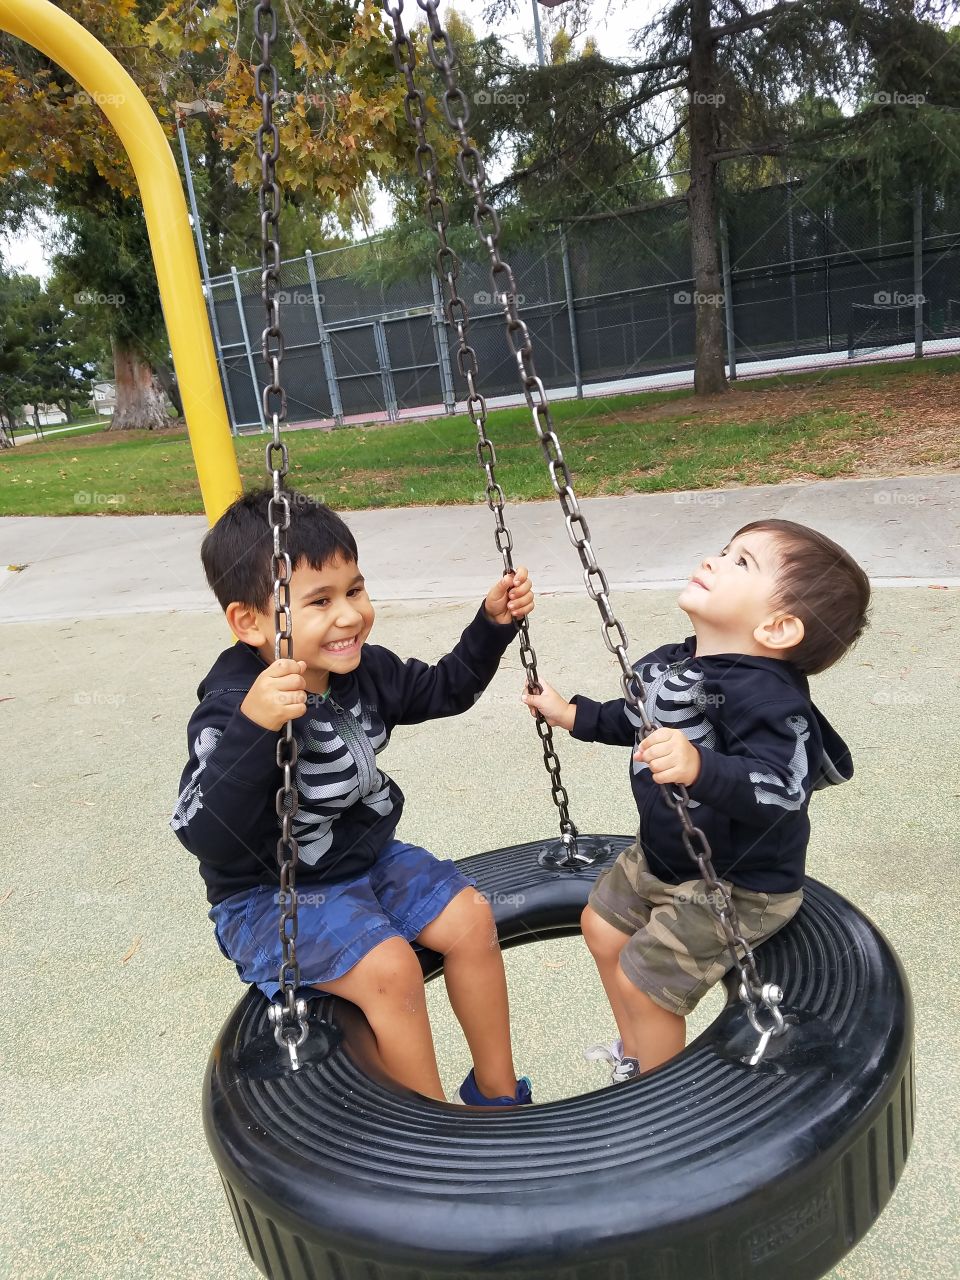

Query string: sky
0 0 657 282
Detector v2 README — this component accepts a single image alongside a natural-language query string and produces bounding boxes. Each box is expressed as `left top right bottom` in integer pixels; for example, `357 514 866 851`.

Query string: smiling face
676 529 800 658
250 555 375 693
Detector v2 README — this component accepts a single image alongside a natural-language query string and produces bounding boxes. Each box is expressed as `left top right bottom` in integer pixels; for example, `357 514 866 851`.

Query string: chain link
254 0 308 1064
405 0 783 1044
385 0 580 857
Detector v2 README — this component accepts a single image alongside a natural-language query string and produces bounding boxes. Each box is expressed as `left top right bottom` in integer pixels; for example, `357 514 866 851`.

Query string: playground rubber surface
1 475 958 1279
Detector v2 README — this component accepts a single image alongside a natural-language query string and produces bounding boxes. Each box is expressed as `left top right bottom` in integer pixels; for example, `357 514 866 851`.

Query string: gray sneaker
582 1037 624 1067
611 1055 641 1084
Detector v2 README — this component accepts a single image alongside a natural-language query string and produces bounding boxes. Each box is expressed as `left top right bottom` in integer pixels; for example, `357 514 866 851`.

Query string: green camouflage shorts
587 840 803 1016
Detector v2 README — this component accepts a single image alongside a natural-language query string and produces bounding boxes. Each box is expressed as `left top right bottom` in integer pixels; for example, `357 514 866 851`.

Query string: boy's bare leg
416 888 519 1099
581 905 686 1073
313 936 445 1100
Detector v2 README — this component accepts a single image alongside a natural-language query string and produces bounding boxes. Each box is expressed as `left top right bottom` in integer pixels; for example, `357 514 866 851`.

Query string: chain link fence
206 173 960 432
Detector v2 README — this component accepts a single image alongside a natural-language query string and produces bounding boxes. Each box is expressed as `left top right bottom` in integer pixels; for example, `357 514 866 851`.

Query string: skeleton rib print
624 658 716 803
293 698 393 866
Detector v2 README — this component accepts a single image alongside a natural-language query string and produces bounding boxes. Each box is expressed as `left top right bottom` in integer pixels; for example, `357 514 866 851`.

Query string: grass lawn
1 355 957 516
10 420 109 442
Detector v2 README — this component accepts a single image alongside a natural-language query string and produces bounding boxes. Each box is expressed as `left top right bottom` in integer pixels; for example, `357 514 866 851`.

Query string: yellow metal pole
0 0 243 525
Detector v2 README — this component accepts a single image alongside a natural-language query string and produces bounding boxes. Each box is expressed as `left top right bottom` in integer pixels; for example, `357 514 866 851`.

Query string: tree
484 0 960 394
0 0 420 425
0 270 97 443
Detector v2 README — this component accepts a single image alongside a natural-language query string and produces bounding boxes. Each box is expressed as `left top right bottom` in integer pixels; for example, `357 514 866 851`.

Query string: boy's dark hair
733 518 871 676
201 488 358 611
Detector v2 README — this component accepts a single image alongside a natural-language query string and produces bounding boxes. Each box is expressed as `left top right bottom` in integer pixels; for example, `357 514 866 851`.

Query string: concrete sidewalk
1 479 958 1280
1 473 958 623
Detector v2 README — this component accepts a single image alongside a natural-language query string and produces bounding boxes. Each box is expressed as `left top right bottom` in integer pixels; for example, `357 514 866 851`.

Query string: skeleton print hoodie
171 605 519 905
570 637 854 893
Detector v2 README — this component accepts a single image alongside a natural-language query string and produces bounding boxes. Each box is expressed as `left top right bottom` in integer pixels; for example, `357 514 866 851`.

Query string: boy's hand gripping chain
384 1 582 866
390 0 785 1063
255 0 308 1070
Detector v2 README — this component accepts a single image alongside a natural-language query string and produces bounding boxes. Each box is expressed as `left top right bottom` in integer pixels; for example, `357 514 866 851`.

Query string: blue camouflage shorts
208 837 477 1000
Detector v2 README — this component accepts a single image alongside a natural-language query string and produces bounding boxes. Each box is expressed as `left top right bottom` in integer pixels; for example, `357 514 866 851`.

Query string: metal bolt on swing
255 0 308 1068
398 0 788 1063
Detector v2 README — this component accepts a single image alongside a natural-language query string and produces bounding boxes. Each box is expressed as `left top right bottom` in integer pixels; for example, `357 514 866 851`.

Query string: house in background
19 403 68 427
91 382 116 416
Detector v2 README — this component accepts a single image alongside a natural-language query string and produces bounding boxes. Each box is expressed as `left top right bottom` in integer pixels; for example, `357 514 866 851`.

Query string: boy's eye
312 598 329 607
737 556 748 568
348 587 364 597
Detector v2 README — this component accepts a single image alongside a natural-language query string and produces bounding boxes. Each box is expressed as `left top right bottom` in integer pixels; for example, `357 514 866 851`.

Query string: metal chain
254 0 308 1068
384 1 581 861
408 0 784 1050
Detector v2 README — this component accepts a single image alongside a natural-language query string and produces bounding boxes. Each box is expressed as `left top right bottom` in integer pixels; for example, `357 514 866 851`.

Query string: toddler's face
253 555 375 690
676 529 783 641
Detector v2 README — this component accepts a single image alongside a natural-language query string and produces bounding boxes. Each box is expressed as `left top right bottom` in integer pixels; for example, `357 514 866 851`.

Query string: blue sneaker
458 1068 533 1106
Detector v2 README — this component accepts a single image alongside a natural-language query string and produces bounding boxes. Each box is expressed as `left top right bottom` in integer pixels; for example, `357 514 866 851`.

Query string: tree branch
709 1 803 42
545 190 689 225
708 111 881 164
485 81 689 198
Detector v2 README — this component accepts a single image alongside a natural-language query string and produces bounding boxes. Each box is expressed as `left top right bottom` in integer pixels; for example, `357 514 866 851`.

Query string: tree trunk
155 361 184 417
687 0 728 396
0 414 14 448
108 335 170 430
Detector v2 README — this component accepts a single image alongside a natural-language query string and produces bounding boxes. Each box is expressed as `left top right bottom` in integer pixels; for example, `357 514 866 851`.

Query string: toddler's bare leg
581 905 636 1037
416 888 519 1100
611 969 685 1072
313 936 445 1100
581 904 685 1072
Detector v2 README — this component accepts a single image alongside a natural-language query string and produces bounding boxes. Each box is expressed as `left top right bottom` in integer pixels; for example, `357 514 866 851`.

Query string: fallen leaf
121 936 142 964
6 564 28 572
0 888 13 906
928 584 949 590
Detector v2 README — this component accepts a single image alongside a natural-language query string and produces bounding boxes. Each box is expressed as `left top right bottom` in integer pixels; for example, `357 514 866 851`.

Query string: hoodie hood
196 641 266 701
676 636 854 790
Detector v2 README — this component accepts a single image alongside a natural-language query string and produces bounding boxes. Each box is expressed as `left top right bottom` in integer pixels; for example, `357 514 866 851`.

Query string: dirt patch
593 367 960 478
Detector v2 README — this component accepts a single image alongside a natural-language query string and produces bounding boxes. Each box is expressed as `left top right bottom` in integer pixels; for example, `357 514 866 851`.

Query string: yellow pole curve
0 0 243 524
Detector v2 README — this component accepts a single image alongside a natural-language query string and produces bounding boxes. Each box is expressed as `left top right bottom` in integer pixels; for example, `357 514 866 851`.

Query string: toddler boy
523 518 869 1079
172 488 535 1106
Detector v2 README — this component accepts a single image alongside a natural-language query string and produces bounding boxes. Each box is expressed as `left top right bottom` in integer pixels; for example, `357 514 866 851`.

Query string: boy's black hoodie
570 636 853 893
171 605 517 905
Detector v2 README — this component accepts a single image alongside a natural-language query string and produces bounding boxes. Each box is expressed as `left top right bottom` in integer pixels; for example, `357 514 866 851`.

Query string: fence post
913 184 924 360
560 228 583 398
430 273 457 414
176 121 238 435
719 211 737 381
824 203 833 350
230 266 267 432
373 320 399 422
786 182 799 354
305 249 344 426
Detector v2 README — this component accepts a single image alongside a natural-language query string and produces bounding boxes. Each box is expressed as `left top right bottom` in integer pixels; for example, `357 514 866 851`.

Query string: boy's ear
225 601 269 647
754 612 805 654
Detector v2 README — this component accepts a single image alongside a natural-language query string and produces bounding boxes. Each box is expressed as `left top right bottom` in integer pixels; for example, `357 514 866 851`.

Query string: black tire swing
203 4 914 1277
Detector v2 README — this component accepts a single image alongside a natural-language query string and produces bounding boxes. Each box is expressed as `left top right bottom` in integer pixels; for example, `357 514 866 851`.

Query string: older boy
524 518 869 1080
172 488 534 1106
